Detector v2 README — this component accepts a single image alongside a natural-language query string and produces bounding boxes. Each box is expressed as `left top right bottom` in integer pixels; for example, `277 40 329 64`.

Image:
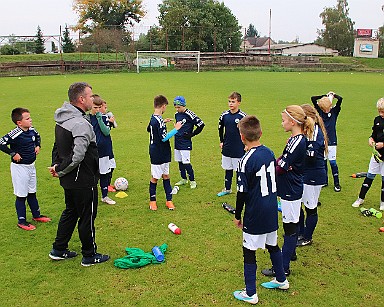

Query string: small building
247 43 338 56
242 37 275 52
353 29 379 58
353 38 379 58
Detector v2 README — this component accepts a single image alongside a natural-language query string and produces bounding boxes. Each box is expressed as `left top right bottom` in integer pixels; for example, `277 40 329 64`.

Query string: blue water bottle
152 246 164 262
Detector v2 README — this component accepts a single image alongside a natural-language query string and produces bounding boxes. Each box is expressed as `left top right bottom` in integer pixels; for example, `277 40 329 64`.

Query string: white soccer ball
114 177 128 191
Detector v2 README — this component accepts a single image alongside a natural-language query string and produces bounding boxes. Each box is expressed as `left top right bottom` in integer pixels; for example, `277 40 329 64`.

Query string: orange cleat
149 201 157 211
166 201 175 210
108 185 116 192
17 222 36 231
32 215 52 223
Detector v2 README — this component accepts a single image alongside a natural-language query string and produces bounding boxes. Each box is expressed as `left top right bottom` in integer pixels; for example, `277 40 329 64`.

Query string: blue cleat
233 289 258 304
261 278 289 290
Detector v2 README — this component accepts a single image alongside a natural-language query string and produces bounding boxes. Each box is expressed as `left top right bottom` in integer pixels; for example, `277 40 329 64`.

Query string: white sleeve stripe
154 116 165 128
238 148 255 172
286 135 303 153
8 127 23 139
312 125 319 141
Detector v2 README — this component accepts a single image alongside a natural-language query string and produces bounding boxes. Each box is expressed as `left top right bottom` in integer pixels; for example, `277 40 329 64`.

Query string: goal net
136 51 200 73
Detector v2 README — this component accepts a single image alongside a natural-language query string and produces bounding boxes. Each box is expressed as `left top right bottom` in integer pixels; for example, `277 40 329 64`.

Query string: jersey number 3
256 161 277 197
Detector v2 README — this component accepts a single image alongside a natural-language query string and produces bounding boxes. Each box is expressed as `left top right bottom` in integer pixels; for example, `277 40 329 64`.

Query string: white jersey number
256 161 276 197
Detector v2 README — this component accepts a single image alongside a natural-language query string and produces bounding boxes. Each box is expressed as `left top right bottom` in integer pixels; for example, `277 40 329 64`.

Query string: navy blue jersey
90 114 114 159
218 109 246 158
174 109 204 150
303 124 327 185
0 127 41 164
371 115 384 160
277 134 306 201
237 146 278 235
147 114 171 164
312 94 342 145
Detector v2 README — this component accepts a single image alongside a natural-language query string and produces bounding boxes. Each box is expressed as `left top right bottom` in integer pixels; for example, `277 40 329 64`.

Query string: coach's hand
48 165 59 177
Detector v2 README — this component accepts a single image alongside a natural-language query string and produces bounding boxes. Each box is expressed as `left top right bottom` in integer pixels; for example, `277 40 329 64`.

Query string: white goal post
136 50 200 73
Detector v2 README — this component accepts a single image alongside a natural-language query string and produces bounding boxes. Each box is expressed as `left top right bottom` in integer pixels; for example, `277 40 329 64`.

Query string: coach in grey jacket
48 82 109 267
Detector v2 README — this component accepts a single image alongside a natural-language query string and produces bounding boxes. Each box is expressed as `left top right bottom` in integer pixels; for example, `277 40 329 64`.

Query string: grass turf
0 71 384 306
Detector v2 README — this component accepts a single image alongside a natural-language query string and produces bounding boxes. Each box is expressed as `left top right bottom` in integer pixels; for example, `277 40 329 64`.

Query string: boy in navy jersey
233 115 289 305
298 104 328 246
311 92 343 192
147 95 183 211
90 95 116 205
262 105 314 277
0 108 51 230
217 92 246 196
352 98 384 211
173 96 205 189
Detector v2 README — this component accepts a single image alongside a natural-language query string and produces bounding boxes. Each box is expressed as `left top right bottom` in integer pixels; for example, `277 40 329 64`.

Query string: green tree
0 44 20 55
246 24 259 38
378 25 384 58
317 0 354 56
73 0 145 33
158 0 242 52
138 26 164 51
34 25 45 54
62 25 76 53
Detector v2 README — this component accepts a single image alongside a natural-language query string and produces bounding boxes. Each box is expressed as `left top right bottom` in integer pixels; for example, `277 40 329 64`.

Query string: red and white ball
114 177 128 191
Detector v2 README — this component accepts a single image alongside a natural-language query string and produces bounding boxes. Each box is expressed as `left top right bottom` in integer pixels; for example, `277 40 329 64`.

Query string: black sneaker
334 184 341 192
291 252 297 261
81 253 110 267
261 267 290 277
297 238 313 247
49 249 78 260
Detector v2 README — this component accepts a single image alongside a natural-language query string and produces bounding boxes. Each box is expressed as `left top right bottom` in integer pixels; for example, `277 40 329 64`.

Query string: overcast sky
1 0 383 42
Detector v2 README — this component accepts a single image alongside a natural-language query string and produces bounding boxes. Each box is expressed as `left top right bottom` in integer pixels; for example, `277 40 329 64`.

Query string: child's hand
12 153 22 162
234 218 243 229
174 121 183 130
163 118 173 123
219 142 223 149
376 142 384 150
35 146 40 155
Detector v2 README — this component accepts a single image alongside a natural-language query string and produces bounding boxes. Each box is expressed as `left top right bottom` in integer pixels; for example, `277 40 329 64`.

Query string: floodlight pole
268 9 271 56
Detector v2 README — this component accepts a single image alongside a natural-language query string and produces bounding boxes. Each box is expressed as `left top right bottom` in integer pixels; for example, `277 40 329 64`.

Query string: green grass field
0 71 384 306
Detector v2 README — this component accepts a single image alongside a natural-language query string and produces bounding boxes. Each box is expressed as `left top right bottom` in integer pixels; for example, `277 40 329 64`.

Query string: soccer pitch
0 71 383 306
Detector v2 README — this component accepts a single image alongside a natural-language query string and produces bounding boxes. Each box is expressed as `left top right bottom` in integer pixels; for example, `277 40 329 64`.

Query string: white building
248 43 338 56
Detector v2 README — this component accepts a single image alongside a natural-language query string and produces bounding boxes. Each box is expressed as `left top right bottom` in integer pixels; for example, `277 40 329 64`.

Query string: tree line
1 0 383 57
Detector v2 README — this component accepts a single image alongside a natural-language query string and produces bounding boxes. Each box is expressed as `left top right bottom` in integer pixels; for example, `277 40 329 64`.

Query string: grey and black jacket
52 102 99 189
